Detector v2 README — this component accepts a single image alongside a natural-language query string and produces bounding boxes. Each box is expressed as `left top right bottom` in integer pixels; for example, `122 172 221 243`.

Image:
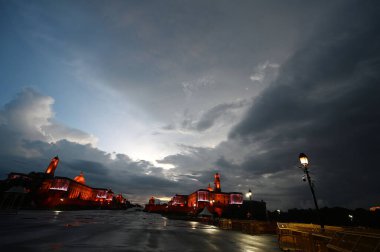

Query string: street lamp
246 189 252 201
299 153 308 166
245 189 253 219
299 153 324 231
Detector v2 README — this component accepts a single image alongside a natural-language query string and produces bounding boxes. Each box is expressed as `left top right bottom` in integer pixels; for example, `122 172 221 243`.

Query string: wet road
0 210 280 251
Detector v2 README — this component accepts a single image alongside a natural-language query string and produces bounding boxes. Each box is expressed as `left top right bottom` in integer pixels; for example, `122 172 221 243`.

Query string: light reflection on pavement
0 210 280 251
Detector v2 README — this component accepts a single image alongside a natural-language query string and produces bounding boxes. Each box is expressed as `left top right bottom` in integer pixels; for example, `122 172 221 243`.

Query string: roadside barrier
327 231 380 251
219 218 232 229
218 219 277 234
277 223 332 252
277 222 380 252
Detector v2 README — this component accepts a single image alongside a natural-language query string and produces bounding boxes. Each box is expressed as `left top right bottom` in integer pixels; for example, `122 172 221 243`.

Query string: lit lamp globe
246 189 252 200
299 153 309 167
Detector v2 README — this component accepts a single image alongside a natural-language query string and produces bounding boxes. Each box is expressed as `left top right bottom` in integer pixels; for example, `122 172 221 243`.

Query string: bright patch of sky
2 0 378 209
0 1 288 164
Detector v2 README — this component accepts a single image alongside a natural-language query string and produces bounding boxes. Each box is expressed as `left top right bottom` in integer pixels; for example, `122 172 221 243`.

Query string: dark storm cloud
66 160 109 175
163 100 249 132
3 0 330 121
158 145 216 171
195 100 249 131
157 1 380 209
228 0 380 208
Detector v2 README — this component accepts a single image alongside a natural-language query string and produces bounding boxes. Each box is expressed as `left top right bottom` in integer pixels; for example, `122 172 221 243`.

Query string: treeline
268 207 380 228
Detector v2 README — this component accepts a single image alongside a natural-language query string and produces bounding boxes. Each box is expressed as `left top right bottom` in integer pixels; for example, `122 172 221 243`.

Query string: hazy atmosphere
1 0 379 210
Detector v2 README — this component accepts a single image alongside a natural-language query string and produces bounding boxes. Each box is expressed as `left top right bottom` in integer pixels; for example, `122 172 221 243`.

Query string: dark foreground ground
0 209 280 252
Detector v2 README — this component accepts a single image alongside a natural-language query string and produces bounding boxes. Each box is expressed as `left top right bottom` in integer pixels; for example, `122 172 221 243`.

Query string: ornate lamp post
299 153 324 231
245 189 253 219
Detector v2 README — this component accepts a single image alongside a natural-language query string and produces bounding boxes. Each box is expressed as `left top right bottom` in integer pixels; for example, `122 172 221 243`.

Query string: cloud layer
158 0 380 209
1 1 379 210
0 89 183 203
0 89 97 151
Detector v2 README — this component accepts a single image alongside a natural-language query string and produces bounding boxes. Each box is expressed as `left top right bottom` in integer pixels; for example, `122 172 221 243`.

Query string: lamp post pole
299 153 325 231
246 189 253 219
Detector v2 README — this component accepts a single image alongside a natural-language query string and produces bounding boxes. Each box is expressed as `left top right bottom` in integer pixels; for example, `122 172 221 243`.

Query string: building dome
74 171 86 184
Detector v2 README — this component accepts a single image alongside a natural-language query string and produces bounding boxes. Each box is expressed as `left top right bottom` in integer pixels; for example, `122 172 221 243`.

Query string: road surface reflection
0 210 280 251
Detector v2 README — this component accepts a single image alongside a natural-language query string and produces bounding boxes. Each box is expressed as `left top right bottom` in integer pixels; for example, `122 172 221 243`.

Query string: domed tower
74 171 86 184
45 156 59 176
214 173 221 192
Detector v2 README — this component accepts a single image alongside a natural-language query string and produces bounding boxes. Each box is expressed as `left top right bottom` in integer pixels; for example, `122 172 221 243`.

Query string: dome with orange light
74 171 86 184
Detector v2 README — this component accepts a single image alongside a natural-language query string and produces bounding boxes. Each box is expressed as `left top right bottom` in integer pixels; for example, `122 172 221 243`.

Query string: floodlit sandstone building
145 173 248 217
0 156 127 210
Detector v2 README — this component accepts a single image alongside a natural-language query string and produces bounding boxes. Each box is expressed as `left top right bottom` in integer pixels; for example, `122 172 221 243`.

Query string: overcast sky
0 0 379 210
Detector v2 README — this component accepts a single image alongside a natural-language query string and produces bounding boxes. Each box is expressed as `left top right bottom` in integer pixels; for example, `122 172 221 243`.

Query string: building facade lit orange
145 173 244 217
0 156 128 209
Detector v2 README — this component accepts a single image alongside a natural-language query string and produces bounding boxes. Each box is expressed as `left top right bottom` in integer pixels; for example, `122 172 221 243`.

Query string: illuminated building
214 173 221 192
171 194 188 206
45 156 59 176
370 206 380 212
73 171 86 184
145 173 245 217
0 156 128 210
145 196 169 213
